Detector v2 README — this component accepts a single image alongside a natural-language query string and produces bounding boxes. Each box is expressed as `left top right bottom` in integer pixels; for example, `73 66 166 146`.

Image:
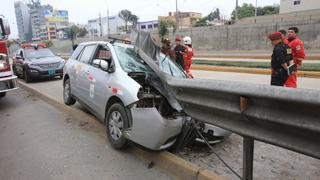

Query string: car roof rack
108 36 131 44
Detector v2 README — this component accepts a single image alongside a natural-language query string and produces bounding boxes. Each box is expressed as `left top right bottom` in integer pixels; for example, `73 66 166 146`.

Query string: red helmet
175 36 181 41
268 32 282 41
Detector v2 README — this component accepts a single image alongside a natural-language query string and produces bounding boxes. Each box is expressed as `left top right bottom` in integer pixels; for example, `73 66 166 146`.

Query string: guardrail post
243 137 254 180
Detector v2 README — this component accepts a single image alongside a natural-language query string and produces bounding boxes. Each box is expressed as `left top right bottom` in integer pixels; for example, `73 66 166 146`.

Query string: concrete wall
50 21 320 54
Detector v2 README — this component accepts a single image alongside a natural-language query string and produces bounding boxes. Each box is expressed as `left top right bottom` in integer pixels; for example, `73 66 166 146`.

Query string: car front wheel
106 103 129 149
24 69 32 83
63 78 76 105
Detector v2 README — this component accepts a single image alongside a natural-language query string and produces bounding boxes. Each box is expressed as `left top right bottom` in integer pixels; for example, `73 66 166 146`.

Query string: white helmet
183 36 192 45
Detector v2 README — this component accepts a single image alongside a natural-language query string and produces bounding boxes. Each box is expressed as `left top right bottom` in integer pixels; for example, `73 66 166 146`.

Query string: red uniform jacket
285 36 306 88
184 45 194 72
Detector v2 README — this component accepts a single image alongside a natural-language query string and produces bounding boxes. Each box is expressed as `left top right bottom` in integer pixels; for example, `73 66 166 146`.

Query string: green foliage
118 9 139 32
78 28 88 37
68 25 80 47
44 40 53 47
158 20 176 39
231 3 280 20
195 8 220 27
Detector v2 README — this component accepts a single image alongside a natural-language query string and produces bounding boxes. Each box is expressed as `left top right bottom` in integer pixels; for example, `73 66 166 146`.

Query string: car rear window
71 45 84 60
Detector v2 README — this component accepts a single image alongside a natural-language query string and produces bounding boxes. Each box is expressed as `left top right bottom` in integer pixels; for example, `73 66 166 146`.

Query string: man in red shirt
285 27 306 88
279 30 289 45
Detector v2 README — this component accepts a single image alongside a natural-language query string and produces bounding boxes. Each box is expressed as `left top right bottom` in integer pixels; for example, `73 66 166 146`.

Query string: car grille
38 63 60 70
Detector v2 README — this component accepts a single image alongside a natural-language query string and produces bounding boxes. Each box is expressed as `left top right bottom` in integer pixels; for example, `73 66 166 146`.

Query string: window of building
294 0 301 5
148 24 153 29
154 23 158 28
141 25 146 29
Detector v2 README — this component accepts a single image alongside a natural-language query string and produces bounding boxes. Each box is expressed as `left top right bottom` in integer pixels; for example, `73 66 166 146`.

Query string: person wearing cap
161 38 176 60
278 30 289 45
173 36 186 69
284 27 306 88
268 32 293 86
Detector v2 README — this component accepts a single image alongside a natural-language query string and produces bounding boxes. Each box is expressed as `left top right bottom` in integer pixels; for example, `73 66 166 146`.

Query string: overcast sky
1 0 280 38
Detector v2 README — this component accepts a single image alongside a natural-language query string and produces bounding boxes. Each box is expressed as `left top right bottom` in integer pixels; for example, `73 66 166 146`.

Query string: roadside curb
18 81 223 180
191 65 320 78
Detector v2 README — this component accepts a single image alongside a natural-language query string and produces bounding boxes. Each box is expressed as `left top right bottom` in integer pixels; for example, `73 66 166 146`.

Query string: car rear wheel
23 69 32 83
0 92 6 98
63 78 76 105
106 103 129 149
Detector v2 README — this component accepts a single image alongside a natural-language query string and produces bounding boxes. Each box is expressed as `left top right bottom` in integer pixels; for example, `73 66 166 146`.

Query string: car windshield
114 45 187 78
25 48 55 59
159 53 188 78
114 45 154 73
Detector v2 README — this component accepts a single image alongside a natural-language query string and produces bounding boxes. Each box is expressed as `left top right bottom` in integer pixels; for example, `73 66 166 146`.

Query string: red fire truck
0 16 18 98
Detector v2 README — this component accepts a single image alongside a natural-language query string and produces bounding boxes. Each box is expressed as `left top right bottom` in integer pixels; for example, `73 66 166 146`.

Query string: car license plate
48 69 56 76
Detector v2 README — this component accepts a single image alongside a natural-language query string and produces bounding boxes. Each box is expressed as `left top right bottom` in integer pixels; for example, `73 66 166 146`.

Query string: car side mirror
92 59 109 72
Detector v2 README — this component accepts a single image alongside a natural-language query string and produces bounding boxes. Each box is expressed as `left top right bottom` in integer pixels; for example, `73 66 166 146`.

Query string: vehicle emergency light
21 42 46 49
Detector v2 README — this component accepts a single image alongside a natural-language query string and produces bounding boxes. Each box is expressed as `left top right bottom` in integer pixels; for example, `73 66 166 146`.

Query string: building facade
158 12 201 29
87 15 125 36
280 0 320 13
14 1 32 42
29 1 49 41
136 20 158 31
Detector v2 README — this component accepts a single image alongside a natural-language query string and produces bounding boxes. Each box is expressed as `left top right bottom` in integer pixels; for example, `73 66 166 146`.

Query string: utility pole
176 0 179 30
255 0 258 17
106 0 110 35
99 13 103 37
235 0 238 21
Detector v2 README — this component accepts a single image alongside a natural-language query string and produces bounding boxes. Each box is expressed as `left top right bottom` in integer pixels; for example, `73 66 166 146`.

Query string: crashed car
12 43 65 83
63 36 230 150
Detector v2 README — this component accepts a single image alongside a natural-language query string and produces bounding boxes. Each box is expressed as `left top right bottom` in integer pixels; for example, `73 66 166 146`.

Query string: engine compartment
128 71 177 118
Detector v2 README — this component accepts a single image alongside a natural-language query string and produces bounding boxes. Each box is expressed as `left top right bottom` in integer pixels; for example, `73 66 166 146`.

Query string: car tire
23 69 32 83
106 103 129 149
0 92 6 98
13 65 19 78
63 78 76 105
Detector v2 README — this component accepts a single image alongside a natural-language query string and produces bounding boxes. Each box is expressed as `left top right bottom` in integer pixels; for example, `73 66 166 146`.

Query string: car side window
78 45 96 64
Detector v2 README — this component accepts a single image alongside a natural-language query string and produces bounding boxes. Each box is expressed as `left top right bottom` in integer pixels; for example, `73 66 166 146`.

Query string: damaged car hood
130 30 183 111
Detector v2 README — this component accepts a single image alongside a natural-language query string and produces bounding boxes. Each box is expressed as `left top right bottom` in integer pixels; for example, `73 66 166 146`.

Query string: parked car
12 43 65 83
63 41 230 150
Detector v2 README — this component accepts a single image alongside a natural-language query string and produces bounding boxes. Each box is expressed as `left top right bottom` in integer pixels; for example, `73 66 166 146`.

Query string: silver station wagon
63 39 230 150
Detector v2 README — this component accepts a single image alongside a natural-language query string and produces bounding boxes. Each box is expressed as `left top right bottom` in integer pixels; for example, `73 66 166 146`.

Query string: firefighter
278 30 289 45
161 38 176 60
174 36 186 69
183 36 194 77
285 27 306 88
268 32 292 86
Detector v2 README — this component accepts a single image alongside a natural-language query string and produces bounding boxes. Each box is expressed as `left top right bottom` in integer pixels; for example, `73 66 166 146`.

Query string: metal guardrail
165 76 320 180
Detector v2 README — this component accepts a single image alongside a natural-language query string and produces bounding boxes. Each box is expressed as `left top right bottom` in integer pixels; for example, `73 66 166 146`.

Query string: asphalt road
0 89 171 180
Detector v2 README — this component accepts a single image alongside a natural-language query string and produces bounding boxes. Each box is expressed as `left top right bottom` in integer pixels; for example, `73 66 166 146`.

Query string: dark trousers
271 69 288 86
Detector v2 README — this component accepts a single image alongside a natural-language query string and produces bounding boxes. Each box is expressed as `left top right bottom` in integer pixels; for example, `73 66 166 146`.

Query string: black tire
106 103 129 149
0 92 6 98
13 65 19 78
23 69 32 83
63 78 76 105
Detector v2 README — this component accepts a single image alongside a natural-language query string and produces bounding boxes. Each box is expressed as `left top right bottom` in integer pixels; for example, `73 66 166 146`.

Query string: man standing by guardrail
285 27 306 88
268 32 292 86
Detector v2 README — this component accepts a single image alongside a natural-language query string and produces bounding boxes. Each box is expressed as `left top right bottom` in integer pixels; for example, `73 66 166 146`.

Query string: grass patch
193 60 320 72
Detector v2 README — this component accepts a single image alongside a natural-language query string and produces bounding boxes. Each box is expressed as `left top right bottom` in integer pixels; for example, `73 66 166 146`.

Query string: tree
68 25 80 47
231 3 279 20
130 15 139 29
158 20 176 39
119 9 132 32
78 28 88 37
194 8 221 27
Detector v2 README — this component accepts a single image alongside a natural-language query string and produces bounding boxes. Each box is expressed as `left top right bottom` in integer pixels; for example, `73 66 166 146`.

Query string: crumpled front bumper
0 75 19 93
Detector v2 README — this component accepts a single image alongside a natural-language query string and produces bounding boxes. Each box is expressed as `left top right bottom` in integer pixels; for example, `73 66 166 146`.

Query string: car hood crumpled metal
130 30 183 112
